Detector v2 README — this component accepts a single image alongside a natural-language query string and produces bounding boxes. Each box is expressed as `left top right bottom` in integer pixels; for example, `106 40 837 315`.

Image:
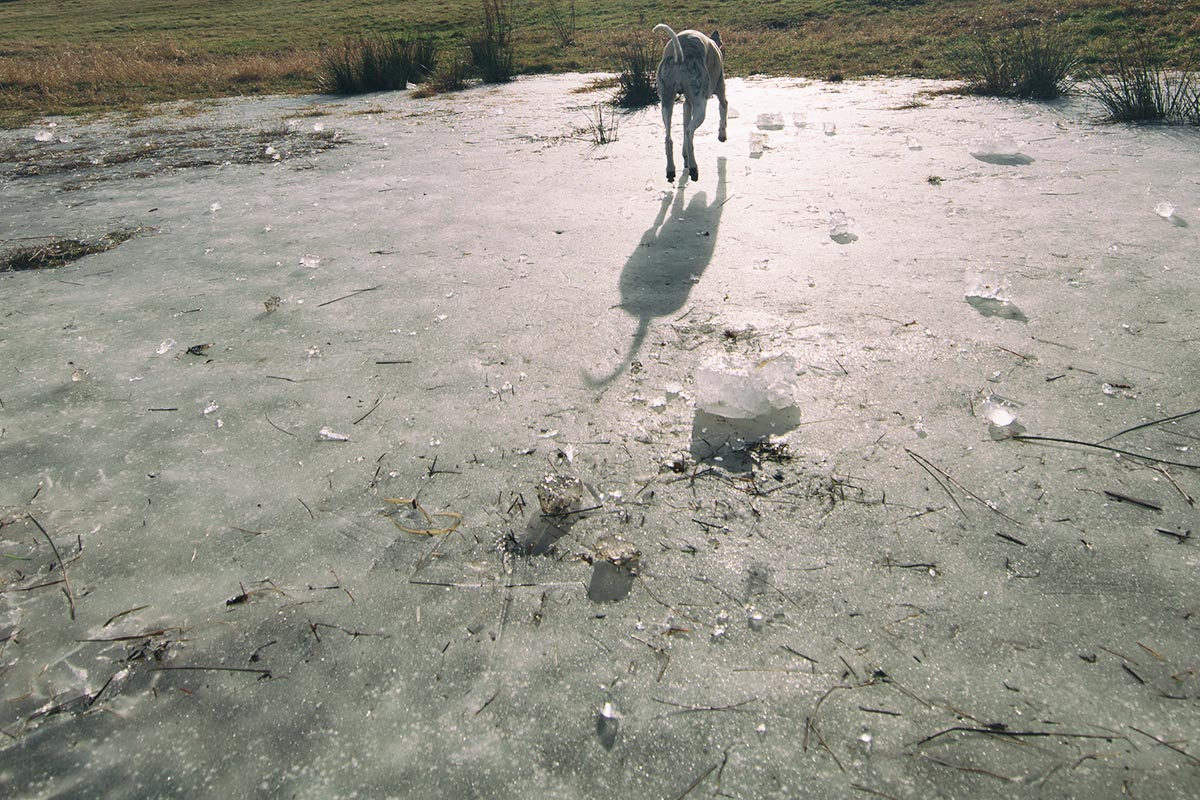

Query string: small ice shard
587 535 640 603
746 605 766 631
982 396 1025 440
756 112 785 130
156 338 176 355
969 135 1020 158
202 400 219 416
969 135 1031 164
1155 201 1176 219
34 130 53 142
711 610 731 642
317 427 350 441
823 122 837 136
299 254 320 269
596 701 619 750
828 209 854 242
906 135 922 151
536 473 582 515
209 202 222 213
964 269 1007 301
694 354 800 420
313 122 325 133
965 269 1028 321
749 132 767 158
792 112 807 128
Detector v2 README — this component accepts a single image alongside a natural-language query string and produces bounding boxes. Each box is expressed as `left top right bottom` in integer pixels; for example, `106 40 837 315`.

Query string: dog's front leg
661 96 676 183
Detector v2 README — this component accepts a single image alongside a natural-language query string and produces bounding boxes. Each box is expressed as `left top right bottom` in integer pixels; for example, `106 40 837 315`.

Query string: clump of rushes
952 24 1081 100
1087 39 1200 124
613 36 658 108
469 0 515 83
318 34 438 95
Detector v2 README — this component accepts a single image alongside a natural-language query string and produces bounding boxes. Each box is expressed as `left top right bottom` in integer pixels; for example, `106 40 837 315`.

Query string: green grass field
1 0 1196 125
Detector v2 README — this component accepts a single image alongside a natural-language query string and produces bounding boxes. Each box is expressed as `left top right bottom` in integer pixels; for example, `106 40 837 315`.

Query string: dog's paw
718 133 727 142
666 171 675 183
689 166 699 181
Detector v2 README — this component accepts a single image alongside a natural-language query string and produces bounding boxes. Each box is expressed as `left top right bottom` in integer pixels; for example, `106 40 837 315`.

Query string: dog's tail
653 23 684 63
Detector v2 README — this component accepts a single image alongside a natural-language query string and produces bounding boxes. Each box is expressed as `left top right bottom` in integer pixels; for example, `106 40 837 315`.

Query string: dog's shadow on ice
585 157 727 387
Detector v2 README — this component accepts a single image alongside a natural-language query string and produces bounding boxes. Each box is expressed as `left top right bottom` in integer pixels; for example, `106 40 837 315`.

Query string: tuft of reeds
1087 40 1200 124
318 34 437 95
613 37 658 108
952 24 1081 100
545 0 577 48
468 0 515 84
575 103 619 146
414 57 470 97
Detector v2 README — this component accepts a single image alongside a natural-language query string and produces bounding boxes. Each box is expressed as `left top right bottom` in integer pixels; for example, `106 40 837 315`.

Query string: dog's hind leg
661 92 676 183
683 96 706 181
715 76 728 143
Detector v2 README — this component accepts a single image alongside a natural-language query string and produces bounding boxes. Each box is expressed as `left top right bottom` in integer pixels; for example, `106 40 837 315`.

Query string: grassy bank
1 0 1197 125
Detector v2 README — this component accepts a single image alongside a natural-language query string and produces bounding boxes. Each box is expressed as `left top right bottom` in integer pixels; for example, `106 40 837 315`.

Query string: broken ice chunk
964 269 1008 301
34 130 53 142
694 354 800 420
756 112 784 130
536 473 582 515
299 254 320 269
1155 201 1176 219
828 209 853 240
749 132 767 158
596 702 619 749
982 396 1025 440
587 535 640 603
317 427 350 441
969 135 1020 159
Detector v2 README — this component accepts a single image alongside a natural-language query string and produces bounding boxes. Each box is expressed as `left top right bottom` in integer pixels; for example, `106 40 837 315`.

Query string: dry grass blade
27 514 75 620
384 497 462 535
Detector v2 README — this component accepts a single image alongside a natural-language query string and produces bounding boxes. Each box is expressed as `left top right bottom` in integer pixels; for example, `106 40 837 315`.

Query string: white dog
653 23 728 183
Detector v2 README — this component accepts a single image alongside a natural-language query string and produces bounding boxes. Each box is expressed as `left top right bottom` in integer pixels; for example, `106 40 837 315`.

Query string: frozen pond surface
1 74 1199 798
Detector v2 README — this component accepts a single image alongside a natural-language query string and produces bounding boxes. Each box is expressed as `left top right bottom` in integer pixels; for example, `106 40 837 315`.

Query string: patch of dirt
0 226 154 271
0 124 341 190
